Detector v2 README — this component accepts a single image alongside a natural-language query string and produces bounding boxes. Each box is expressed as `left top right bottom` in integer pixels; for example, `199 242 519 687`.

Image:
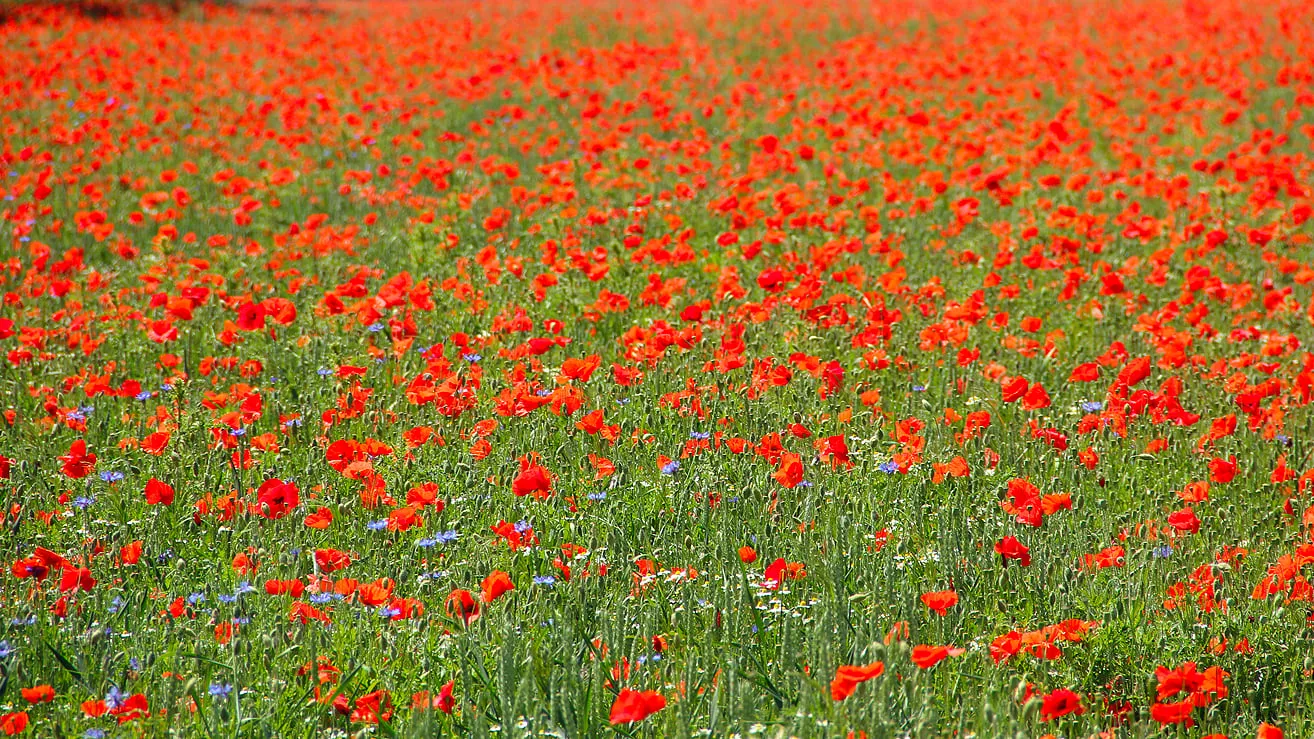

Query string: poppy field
3 0 1314 735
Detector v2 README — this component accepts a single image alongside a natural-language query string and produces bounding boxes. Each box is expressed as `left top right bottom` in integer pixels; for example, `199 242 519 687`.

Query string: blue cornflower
217 594 237 604
235 581 257 596
187 593 206 605
135 392 152 402
912 385 927 392
73 496 95 509
367 519 389 531
105 685 127 710
367 322 385 332
84 730 106 739
1081 401 1105 413
0 640 12 659
229 427 246 437
1152 545 1173 559
514 520 532 534
533 576 556 587
661 460 680 475
317 368 333 377
209 683 233 698
878 461 900 474
462 353 482 362
99 471 125 483
690 431 710 440
434 530 459 544
587 491 606 501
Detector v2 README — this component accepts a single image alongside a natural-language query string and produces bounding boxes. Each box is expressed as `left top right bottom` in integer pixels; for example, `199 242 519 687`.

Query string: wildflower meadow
1 0 1313 736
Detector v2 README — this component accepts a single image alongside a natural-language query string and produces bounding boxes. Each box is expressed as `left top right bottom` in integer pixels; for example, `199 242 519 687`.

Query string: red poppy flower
436 679 456 713
110 693 150 723
147 320 178 343
989 631 1022 664
1000 377 1029 403
255 478 300 519
236 302 266 331
20 685 54 704
0 712 28 736
1039 688 1084 721
1167 507 1201 534
314 549 352 572
350 689 393 724
609 688 666 724
1209 455 1237 484
763 558 805 589
920 590 959 616
1020 382 1051 410
1068 363 1100 382
144 478 175 506
1149 700 1195 725
512 457 553 498
445 589 480 625
756 268 789 292
1179 481 1210 503
910 645 965 669
830 661 884 701
59 566 96 593
560 355 601 382
481 570 515 603
304 507 333 529
59 439 96 479
120 541 143 565
773 452 804 488
387 505 422 532
141 431 170 455
995 536 1031 566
